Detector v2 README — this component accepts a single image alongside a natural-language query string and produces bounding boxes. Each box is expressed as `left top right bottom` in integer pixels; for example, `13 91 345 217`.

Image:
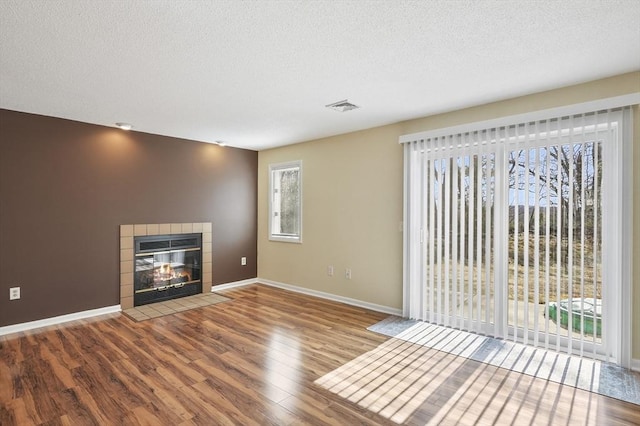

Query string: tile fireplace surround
120 223 212 309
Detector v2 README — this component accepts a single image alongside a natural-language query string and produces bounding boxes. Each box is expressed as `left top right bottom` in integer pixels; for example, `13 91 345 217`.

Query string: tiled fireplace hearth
120 223 212 309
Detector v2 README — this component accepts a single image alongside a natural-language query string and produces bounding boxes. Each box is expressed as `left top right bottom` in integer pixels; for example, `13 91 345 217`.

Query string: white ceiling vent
325 99 360 112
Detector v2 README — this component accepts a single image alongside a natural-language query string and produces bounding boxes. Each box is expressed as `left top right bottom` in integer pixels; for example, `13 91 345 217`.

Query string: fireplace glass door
134 234 202 306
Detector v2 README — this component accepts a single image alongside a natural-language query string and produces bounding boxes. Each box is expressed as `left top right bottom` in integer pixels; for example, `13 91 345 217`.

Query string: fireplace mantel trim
120 222 212 309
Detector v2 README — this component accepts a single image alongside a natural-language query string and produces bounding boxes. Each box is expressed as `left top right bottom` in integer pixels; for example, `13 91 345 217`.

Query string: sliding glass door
402 108 629 364
423 149 497 335
506 121 608 358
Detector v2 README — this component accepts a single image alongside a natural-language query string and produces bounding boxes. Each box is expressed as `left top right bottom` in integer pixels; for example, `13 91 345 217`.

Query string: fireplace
120 223 212 310
134 233 202 306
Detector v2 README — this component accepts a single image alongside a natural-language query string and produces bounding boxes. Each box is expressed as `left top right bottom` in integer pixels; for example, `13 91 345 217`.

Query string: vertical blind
401 107 632 363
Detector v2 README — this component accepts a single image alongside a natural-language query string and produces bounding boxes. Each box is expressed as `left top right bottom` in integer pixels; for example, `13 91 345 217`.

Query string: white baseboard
0 305 121 337
632 358 640 372
257 278 402 316
211 278 257 292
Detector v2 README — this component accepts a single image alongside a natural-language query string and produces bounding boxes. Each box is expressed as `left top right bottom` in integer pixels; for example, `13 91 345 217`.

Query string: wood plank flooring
1 284 638 425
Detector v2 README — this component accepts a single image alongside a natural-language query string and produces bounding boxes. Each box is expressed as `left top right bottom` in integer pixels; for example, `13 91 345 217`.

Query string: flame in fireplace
155 263 191 283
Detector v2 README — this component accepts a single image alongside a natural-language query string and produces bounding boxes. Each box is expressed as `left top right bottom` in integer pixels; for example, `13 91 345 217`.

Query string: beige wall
258 124 405 308
258 72 640 356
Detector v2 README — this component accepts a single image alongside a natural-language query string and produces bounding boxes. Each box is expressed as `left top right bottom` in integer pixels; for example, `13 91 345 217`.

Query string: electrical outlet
9 287 20 300
327 265 334 276
241 257 247 266
345 268 352 280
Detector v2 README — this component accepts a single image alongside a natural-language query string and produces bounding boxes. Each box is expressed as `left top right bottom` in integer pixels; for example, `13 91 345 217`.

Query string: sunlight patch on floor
370 320 640 405
315 331 606 424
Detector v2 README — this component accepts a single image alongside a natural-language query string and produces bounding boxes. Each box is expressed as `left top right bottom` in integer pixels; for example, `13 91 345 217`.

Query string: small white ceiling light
325 99 359 112
115 122 132 131
214 141 227 147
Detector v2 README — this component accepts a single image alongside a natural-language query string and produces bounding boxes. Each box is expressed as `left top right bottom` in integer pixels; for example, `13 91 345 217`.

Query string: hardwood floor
1 284 638 425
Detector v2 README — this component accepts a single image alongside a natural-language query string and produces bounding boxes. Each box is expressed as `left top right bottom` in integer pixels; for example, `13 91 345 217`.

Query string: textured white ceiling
1 0 639 150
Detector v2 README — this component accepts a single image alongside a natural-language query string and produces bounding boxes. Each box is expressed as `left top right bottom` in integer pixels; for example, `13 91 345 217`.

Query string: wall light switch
327 265 334 276
345 268 352 280
9 287 20 300
241 257 247 266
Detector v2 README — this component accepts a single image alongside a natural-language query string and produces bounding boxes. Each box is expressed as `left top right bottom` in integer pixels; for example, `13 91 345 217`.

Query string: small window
269 161 302 243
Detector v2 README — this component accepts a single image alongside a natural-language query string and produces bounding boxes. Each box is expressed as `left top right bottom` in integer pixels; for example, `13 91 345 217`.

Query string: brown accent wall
0 109 258 327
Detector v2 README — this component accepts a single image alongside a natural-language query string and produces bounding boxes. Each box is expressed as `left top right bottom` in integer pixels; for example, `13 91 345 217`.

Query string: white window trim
268 160 303 243
619 107 633 368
